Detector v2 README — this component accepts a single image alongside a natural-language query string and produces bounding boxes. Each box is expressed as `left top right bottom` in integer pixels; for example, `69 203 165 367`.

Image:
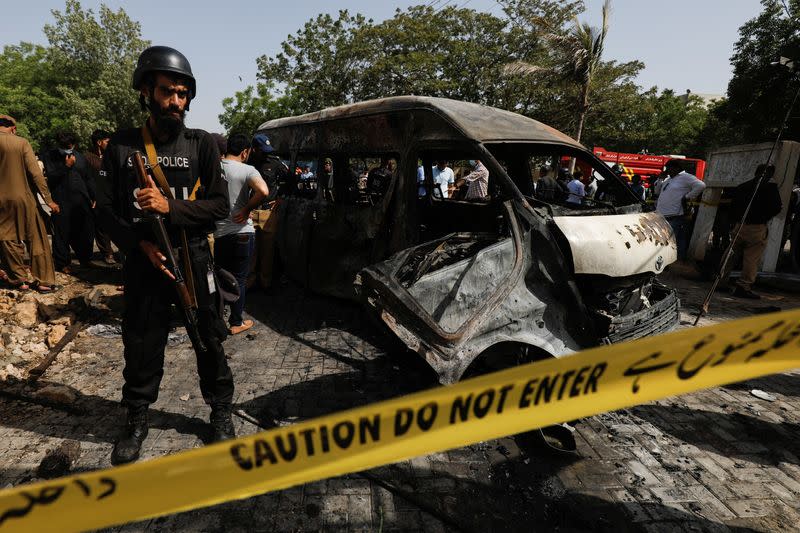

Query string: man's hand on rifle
136 174 170 214
140 240 176 280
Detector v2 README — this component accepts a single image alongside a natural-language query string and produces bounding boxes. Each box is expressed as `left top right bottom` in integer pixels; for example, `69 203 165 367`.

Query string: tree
497 0 585 26
713 0 800 145
692 98 739 156
252 3 588 123
219 83 300 136
503 0 611 144
256 10 372 114
255 6 523 112
0 0 148 149
229 0 704 157
574 60 649 151
0 43 64 150
44 0 149 145
356 5 521 106
643 91 709 156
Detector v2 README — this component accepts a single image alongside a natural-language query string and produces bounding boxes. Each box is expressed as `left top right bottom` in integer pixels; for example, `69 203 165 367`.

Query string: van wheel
461 342 550 380
461 342 578 455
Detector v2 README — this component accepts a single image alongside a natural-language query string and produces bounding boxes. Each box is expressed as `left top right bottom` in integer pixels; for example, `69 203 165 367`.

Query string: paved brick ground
1 265 799 532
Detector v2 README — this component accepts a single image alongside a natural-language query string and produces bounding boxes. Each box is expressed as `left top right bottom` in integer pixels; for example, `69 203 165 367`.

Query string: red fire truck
592 146 706 181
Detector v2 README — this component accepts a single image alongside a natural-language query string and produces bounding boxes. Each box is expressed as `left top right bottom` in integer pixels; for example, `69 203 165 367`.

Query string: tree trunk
574 81 591 143
570 82 591 173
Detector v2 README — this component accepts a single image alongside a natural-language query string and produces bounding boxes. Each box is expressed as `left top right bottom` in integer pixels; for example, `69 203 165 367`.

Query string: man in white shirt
566 172 585 205
299 165 314 180
432 160 454 198
215 134 269 335
464 160 489 200
656 160 706 260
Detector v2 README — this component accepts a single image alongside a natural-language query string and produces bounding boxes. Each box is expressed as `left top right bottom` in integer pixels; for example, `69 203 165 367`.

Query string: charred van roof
257 96 582 147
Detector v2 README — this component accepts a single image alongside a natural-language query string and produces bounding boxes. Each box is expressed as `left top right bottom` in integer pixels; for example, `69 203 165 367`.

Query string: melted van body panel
553 212 677 277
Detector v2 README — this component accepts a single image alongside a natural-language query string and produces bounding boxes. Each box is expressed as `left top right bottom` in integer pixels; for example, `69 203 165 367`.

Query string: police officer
97 46 235 464
43 131 95 273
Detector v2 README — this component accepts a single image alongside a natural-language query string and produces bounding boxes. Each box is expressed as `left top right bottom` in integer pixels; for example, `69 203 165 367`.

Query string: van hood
553 212 677 277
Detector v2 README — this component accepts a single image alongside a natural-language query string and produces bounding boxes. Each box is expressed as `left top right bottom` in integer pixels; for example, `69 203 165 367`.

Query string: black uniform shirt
732 178 783 225
535 175 566 202
43 148 94 205
96 125 228 255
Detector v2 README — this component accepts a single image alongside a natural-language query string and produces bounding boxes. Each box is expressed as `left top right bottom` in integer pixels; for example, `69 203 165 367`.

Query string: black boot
210 404 235 442
111 407 148 465
732 286 761 299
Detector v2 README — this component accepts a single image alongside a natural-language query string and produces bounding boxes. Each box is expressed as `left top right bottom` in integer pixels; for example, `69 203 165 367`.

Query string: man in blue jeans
214 134 268 335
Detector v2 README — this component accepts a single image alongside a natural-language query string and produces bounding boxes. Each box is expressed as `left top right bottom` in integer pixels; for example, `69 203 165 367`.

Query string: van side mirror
432 186 443 200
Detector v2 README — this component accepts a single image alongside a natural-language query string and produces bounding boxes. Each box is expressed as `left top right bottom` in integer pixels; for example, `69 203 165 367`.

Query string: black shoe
111 407 149 465
733 287 761 300
210 404 235 442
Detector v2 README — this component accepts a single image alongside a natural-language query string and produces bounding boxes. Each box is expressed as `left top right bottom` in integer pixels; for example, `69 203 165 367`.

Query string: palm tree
504 0 611 144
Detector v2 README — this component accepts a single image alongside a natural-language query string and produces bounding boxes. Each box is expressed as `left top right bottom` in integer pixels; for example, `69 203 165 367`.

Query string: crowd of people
415 159 488 201
531 165 601 205
0 124 131 291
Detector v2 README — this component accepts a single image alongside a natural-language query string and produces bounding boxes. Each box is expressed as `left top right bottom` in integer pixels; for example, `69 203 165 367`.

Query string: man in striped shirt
464 159 489 200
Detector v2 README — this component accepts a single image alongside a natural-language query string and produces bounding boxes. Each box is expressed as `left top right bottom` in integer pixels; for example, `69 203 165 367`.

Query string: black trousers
121 239 233 410
94 216 115 257
52 193 94 270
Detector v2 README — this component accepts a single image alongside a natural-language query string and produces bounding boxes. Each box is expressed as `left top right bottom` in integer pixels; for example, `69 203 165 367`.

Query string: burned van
257 96 679 384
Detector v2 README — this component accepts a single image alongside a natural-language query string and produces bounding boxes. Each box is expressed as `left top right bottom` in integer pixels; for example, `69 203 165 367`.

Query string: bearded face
148 95 185 138
144 72 191 138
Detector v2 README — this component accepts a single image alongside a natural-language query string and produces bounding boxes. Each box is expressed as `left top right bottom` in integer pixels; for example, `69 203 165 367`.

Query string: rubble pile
0 274 118 382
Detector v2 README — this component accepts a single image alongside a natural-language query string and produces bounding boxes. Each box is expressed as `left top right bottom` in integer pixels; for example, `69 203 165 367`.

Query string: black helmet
132 46 196 98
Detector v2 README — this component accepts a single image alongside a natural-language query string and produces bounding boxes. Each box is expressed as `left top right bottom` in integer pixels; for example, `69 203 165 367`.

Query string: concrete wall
689 141 800 271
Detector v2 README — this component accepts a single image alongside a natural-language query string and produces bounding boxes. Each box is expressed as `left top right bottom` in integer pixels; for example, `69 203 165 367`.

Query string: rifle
130 151 207 353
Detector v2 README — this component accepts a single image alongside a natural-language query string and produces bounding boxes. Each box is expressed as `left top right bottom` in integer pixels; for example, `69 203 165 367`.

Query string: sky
3 0 765 133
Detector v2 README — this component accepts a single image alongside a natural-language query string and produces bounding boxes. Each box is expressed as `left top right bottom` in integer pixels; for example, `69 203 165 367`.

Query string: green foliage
0 43 65 151
692 99 740 155
0 0 148 150
256 10 372 114
228 0 712 157
357 6 518 105
219 83 300 136
503 0 611 142
250 3 595 127
574 60 649 149
705 0 800 148
643 91 709 155
497 0 585 27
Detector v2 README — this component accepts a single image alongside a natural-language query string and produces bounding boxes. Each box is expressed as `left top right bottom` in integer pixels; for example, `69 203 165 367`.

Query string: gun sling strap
141 125 198 309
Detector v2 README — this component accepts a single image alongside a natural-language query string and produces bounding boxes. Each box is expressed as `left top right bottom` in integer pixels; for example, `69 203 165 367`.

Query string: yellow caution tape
2 309 799 532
